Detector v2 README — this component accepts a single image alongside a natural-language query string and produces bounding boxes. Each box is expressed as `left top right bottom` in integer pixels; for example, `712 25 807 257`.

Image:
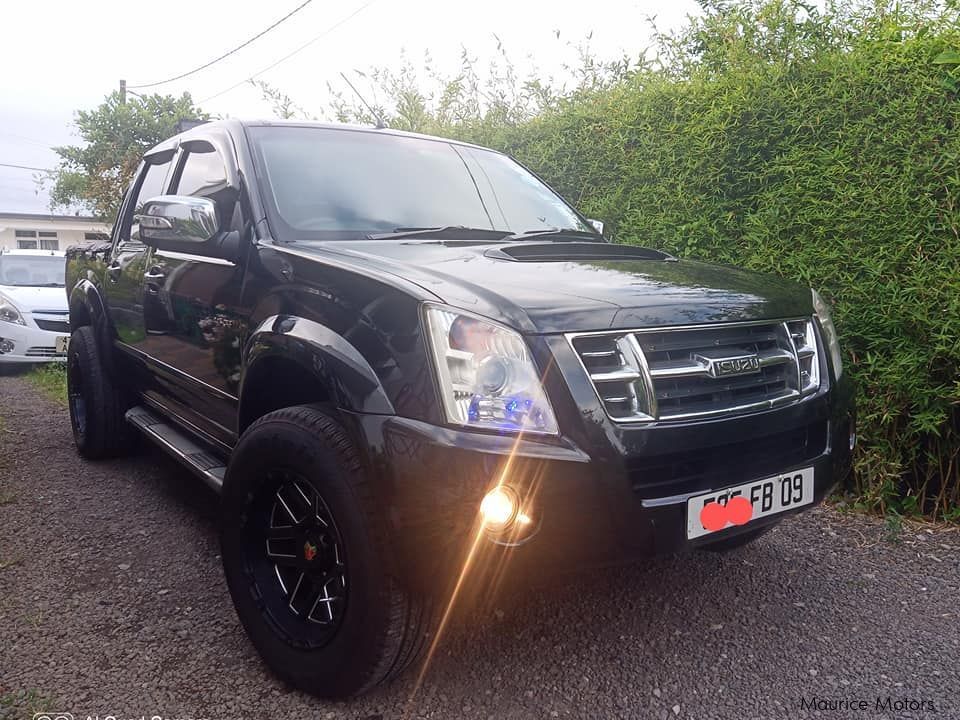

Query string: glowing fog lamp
479 486 518 529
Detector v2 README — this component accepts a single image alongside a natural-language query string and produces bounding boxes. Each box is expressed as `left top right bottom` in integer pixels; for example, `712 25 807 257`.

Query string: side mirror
137 195 218 247
587 218 605 236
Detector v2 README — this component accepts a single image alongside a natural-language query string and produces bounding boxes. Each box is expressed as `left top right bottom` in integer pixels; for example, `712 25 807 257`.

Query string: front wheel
220 405 431 698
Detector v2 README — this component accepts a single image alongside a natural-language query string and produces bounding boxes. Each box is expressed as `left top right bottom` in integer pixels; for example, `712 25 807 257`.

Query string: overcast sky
0 0 700 215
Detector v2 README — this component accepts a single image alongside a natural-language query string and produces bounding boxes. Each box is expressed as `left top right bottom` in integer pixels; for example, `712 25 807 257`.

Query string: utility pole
119 79 126 104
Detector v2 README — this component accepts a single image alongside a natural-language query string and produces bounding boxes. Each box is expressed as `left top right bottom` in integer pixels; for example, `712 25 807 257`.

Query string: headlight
0 293 25 326
424 304 558 434
812 289 842 379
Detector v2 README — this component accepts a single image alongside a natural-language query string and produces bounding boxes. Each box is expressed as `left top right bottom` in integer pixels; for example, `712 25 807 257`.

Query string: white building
0 212 111 252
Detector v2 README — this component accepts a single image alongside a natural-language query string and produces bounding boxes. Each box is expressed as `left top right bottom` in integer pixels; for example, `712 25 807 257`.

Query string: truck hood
300 240 813 334
0 285 67 313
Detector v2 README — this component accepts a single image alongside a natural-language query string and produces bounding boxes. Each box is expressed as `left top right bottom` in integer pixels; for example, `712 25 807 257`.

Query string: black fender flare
68 278 116 367
240 315 395 420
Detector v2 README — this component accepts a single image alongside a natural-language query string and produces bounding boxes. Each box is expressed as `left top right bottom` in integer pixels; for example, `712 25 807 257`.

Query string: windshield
249 126 594 241
0 255 65 287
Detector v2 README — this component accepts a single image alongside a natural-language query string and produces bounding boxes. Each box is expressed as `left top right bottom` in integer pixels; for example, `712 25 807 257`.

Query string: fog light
480 486 517 528
0 337 13 355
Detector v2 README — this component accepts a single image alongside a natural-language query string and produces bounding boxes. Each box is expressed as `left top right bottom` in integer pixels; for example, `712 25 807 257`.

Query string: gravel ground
1 373 958 720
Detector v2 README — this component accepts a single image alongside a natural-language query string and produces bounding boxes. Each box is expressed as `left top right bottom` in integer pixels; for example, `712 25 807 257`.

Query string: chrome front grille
569 319 822 423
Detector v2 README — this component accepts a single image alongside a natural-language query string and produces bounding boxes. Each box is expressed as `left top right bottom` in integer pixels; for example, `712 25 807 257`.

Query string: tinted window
463 148 586 234
135 161 169 211
128 160 170 244
250 126 590 240
174 146 227 197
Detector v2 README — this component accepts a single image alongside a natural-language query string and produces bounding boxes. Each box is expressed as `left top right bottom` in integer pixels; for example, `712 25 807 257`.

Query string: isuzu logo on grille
693 352 762 378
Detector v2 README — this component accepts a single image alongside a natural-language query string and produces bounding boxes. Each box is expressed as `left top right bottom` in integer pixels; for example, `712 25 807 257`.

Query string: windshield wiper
365 226 513 241
505 228 604 242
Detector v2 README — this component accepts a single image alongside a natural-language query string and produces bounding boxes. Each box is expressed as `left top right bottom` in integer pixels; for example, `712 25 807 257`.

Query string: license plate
55 336 70 354
686 467 814 539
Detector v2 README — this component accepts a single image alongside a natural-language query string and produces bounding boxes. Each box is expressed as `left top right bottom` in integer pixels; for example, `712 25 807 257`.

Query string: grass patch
884 513 904 545
0 689 58 720
26 363 67 406
0 556 23 571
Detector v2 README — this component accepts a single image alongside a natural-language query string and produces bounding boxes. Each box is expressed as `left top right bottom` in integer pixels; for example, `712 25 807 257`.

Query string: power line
0 132 56 149
0 162 51 172
201 0 377 104
128 0 315 89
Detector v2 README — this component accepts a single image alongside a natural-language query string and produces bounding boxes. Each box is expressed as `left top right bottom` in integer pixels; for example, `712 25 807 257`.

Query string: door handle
106 261 122 282
143 266 166 295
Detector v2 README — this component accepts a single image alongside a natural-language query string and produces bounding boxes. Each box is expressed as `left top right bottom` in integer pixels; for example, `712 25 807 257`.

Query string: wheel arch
238 315 395 434
68 279 103 331
68 279 118 372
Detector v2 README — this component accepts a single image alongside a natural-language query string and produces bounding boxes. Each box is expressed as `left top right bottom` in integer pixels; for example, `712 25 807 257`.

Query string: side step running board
125 406 226 493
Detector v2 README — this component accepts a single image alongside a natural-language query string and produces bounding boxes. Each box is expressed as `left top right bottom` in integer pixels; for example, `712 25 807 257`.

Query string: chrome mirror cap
587 218 604 235
137 195 218 246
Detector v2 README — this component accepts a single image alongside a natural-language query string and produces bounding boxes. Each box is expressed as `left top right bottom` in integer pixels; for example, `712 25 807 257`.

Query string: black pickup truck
64 119 855 698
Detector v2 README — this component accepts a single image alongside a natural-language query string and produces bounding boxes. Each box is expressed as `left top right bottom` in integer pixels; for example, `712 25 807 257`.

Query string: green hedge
490 12 960 518
319 1 960 518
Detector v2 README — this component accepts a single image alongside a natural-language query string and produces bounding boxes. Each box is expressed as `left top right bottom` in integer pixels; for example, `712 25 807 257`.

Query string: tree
48 91 207 221
251 80 312 120
254 42 637 148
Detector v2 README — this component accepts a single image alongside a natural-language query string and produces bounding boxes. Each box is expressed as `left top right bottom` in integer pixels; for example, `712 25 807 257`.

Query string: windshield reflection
0 255 65 287
249 126 592 242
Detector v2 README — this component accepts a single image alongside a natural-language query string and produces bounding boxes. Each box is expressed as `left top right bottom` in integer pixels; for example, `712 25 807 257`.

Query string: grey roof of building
0 211 104 223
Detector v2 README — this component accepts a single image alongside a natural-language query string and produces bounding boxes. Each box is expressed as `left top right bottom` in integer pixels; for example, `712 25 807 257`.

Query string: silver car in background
0 249 70 365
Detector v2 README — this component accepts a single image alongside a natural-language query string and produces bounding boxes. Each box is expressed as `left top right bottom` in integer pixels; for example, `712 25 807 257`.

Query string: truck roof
146 118 502 158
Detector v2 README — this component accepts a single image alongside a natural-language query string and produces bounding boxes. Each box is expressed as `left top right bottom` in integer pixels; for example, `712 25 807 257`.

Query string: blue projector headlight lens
425 305 558 434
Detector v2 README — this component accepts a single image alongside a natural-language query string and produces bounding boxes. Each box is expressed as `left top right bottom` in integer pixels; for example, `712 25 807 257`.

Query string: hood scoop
484 242 677 263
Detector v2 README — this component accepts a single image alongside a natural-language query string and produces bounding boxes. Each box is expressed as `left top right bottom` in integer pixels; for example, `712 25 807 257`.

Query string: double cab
64 120 855 698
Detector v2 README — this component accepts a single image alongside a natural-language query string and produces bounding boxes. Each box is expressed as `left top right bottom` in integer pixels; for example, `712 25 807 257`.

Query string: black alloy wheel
247 470 348 647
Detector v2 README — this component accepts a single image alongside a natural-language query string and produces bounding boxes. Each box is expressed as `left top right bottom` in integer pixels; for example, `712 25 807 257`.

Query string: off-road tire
66 325 136 459
220 405 432 698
